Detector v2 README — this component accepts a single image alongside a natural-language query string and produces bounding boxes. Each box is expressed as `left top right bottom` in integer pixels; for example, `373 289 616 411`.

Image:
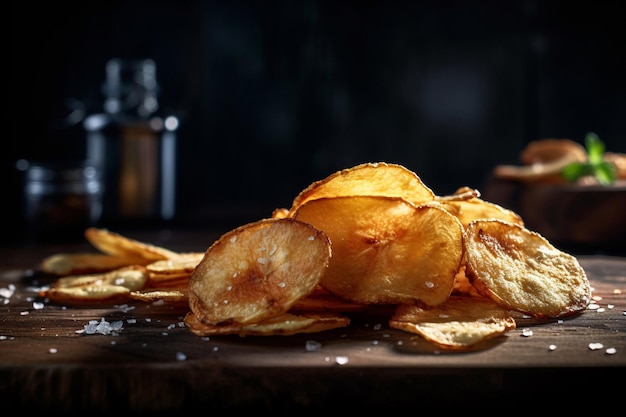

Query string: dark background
8 0 626 245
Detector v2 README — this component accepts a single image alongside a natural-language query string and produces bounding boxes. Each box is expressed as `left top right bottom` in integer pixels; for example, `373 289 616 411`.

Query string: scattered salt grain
605 347 617 355
521 328 533 337
335 356 349 365
424 281 434 288
548 344 557 351
33 301 45 310
20 311 29 316
588 343 604 351
127 319 137 324
49 348 57 354
83 318 124 335
373 323 382 330
176 352 187 361
305 340 322 351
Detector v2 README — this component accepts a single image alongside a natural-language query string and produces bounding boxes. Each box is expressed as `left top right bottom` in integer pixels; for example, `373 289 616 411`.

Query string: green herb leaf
561 132 616 185
585 132 604 165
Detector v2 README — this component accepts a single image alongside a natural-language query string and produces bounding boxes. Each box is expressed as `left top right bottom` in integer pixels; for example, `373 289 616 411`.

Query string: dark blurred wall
8 0 626 243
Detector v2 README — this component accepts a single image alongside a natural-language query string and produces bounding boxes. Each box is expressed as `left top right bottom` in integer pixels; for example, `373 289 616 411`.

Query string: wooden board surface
1 231 624 413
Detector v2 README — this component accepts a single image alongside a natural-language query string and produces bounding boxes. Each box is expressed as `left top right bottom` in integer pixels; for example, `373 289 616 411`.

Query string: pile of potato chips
40 162 591 350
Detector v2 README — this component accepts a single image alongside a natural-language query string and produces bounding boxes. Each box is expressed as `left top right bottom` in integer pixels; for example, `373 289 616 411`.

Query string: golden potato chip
389 296 516 349
290 291 371 313
463 219 591 318
293 196 464 306
145 252 204 285
188 218 332 325
437 187 524 228
41 252 148 275
84 227 180 261
287 162 435 216
493 139 587 184
184 311 350 336
43 265 149 305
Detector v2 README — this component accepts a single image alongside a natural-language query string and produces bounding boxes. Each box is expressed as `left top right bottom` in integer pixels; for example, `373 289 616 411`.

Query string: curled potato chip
287 162 435 216
85 227 180 261
389 296 516 349
493 139 587 184
463 219 591 318
184 311 350 337
188 218 332 325
41 252 148 275
43 265 149 305
437 187 524 228
294 196 464 306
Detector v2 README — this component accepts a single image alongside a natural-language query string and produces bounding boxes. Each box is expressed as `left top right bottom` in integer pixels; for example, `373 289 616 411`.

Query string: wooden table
1 228 624 413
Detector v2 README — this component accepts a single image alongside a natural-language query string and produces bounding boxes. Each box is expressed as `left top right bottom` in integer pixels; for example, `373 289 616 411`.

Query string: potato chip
84 227 180 261
437 187 524 228
41 252 148 275
389 296 516 349
188 218 332 325
43 265 149 305
287 162 435 216
293 196 464 306
463 219 591 318
145 252 204 285
493 139 587 184
184 310 350 337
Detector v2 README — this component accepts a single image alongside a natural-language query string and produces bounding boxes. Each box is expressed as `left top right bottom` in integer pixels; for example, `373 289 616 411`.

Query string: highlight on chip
463 219 591 318
188 218 332 325
293 196 464 306
389 296 517 350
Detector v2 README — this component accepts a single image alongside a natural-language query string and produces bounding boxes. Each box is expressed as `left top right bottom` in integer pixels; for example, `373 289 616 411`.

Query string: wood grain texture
1 232 624 413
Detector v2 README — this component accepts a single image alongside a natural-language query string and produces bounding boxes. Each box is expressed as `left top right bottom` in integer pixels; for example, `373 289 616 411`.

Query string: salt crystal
305 340 322 351
335 356 349 365
424 281 434 288
521 328 533 337
176 352 187 361
588 343 604 350
548 344 557 351
373 323 382 330
33 301 44 310
605 347 617 355
49 348 57 354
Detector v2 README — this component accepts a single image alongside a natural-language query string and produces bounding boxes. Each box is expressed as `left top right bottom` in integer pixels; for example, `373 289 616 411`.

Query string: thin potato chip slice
84 227 180 261
184 311 350 336
464 219 591 318
188 218 331 325
43 265 149 305
294 196 464 306
389 296 516 349
41 252 149 275
287 162 435 216
437 187 524 228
